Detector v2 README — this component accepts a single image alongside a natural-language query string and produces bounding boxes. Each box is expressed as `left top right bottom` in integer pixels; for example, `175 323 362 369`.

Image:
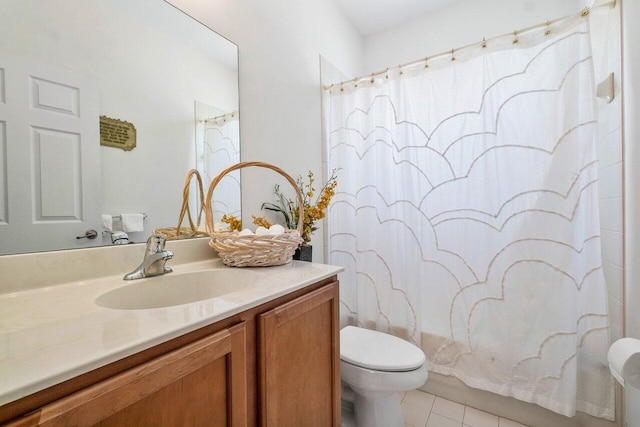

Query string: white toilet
340 326 428 427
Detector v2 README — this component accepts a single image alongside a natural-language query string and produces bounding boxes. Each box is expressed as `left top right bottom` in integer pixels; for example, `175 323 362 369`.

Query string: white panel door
0 53 101 255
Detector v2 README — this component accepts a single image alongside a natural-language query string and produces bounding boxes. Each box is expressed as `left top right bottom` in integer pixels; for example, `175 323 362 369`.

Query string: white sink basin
95 269 259 310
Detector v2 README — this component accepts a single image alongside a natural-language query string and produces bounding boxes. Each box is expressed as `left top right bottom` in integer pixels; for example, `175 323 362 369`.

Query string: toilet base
342 382 403 427
341 402 356 427
340 361 428 427
352 387 404 427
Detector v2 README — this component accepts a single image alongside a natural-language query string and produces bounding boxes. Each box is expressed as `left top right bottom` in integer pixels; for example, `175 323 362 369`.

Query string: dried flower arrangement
252 170 338 244
219 214 242 232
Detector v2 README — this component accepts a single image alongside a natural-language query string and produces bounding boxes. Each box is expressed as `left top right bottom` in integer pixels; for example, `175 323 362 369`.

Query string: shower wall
621 0 640 422
592 3 626 421
590 1 624 347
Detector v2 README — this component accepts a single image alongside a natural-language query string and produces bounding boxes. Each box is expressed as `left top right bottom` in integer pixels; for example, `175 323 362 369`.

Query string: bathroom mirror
0 0 240 255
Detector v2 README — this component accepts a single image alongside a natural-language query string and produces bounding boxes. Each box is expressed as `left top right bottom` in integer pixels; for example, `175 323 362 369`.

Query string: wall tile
608 295 623 338
603 260 624 302
611 327 622 344
597 106 610 138
607 13 621 73
601 229 623 266
597 127 622 170
598 196 623 232
598 163 623 199
608 92 622 134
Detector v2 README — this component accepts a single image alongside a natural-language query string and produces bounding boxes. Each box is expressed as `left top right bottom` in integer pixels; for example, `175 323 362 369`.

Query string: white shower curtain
202 113 241 222
326 16 614 419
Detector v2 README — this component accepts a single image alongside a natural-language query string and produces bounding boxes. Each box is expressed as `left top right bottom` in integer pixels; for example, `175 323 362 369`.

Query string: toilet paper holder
608 338 640 389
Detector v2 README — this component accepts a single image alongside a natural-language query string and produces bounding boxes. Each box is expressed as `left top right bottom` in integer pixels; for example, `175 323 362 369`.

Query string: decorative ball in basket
205 161 304 267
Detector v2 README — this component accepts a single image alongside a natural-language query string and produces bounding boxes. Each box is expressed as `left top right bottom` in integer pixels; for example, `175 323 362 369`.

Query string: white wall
362 0 580 73
167 0 363 263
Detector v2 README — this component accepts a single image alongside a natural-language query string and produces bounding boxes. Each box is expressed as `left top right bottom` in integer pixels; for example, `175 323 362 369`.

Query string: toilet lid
340 326 426 372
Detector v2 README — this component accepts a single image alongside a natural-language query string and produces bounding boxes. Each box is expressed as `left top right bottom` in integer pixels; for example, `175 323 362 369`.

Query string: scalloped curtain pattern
203 116 241 222
325 19 614 419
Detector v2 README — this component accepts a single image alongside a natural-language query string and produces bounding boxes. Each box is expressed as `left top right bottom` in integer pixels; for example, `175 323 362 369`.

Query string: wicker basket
154 169 209 240
205 161 304 267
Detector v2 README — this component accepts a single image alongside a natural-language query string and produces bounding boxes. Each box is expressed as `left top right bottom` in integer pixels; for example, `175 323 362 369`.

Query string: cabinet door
15 323 247 427
258 282 340 427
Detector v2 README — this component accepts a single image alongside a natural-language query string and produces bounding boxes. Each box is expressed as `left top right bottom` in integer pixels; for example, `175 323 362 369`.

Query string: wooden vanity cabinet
259 283 340 426
1 277 339 427
10 323 248 427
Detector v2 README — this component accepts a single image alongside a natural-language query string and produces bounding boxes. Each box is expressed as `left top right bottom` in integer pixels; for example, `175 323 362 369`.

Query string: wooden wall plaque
100 116 136 151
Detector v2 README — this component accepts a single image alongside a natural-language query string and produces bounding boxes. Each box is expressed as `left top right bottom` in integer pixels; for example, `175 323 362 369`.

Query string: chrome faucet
123 234 174 280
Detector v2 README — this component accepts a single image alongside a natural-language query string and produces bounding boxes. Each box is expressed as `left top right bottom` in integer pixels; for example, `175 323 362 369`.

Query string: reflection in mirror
195 103 241 223
0 0 240 255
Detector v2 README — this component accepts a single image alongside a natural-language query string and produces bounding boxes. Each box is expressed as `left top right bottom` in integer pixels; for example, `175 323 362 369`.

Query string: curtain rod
203 110 239 124
323 0 616 91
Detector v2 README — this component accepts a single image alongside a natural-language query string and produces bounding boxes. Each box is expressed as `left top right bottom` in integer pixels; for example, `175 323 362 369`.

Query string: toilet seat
340 326 425 372
341 359 428 393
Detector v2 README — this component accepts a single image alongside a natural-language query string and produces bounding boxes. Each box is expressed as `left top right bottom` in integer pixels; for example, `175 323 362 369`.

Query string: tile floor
400 389 529 427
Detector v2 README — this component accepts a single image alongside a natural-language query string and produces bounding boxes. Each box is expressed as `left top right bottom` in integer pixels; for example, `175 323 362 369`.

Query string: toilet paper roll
120 213 144 233
101 214 113 232
608 338 640 389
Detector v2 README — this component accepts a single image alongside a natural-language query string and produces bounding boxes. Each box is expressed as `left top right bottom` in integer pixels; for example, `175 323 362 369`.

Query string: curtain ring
340 82 344 92
481 38 487 48
354 77 358 88
399 65 403 75
544 21 551 36
424 57 429 68
451 49 456 61
512 31 518 44
582 7 590 17
370 73 375 83
385 68 390 79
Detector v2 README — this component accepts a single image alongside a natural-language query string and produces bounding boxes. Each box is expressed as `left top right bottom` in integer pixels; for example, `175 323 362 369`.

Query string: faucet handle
146 234 167 254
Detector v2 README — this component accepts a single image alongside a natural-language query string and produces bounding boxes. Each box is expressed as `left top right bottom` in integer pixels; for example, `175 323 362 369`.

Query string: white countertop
0 257 342 406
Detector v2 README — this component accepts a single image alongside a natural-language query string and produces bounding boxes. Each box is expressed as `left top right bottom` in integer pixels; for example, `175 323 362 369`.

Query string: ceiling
334 0 465 37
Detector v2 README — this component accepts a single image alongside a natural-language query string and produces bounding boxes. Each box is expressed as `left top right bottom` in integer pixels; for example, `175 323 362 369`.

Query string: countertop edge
0 263 343 407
